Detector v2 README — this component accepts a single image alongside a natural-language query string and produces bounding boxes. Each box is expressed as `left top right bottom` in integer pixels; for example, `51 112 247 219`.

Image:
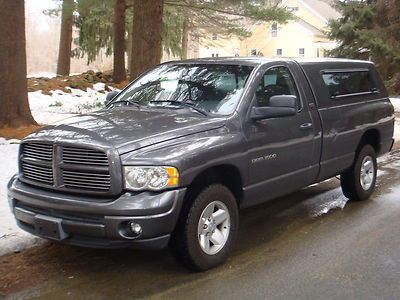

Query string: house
189 0 340 59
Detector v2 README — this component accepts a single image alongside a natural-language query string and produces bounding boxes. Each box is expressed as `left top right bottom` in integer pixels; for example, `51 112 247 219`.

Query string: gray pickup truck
8 58 394 270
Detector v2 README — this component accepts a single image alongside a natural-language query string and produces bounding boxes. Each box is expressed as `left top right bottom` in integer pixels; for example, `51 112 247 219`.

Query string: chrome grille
20 142 114 195
62 146 108 166
62 170 111 191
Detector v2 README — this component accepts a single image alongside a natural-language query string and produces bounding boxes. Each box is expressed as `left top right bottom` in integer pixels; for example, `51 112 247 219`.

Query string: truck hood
26 108 226 154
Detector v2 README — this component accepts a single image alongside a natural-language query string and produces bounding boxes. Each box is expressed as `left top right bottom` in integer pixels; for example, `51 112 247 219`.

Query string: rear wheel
341 144 377 201
171 184 239 271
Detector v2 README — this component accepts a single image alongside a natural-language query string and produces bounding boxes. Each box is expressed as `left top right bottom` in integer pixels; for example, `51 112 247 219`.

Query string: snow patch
0 139 45 256
28 86 115 125
391 98 400 141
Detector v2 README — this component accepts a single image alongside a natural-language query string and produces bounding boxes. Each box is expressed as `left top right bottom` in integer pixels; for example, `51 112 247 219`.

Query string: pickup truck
8 58 395 271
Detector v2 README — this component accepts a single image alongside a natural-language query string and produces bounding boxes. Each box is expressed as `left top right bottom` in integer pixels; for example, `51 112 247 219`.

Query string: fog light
129 222 142 235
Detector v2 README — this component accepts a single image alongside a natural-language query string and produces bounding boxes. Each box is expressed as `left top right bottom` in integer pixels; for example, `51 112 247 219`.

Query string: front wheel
171 184 239 271
341 144 377 201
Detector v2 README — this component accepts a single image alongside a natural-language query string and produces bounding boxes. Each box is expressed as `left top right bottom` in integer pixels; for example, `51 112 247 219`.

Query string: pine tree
328 0 400 93
0 0 37 128
72 0 291 79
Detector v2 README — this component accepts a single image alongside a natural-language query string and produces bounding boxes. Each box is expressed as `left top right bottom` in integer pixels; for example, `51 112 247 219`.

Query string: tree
0 0 37 128
130 0 164 80
73 0 113 64
57 0 75 76
70 0 292 80
328 0 400 92
113 0 127 83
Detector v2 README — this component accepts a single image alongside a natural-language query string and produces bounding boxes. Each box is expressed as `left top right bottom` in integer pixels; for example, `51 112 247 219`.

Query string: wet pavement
1 150 400 300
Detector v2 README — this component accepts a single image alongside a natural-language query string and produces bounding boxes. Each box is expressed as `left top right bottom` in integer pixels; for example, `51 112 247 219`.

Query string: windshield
108 64 254 116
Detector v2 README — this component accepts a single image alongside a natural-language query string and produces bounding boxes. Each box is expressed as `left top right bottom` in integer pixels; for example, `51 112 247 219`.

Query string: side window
322 70 377 98
255 66 300 109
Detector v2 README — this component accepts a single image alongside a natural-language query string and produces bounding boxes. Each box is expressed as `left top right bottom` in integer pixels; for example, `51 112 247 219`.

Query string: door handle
300 123 313 130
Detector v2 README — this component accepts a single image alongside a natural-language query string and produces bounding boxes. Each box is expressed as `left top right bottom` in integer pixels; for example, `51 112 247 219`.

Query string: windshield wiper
150 100 208 116
109 99 141 109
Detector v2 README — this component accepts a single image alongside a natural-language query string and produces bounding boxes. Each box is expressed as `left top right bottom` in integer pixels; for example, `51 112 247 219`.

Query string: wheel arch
184 164 244 207
357 128 381 155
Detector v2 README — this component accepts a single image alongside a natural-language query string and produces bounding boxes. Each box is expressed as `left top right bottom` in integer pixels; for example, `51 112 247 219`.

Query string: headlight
124 166 179 191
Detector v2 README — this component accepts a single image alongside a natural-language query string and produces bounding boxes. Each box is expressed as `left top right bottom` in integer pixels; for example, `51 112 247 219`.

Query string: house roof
296 18 325 36
300 0 341 22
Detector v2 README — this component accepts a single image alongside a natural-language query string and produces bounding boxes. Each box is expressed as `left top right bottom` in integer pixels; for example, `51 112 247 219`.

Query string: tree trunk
56 0 74 76
0 0 37 128
181 15 189 59
112 0 127 83
130 0 164 81
127 28 133 75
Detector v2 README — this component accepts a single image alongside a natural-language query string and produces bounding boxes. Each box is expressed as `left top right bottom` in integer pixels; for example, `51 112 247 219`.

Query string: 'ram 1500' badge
251 154 277 164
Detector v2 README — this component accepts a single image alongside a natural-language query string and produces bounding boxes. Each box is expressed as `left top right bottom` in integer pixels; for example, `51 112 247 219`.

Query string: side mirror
105 91 119 104
251 95 298 121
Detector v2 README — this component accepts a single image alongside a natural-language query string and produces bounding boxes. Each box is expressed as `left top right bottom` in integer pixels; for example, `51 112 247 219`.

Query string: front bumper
7 175 186 249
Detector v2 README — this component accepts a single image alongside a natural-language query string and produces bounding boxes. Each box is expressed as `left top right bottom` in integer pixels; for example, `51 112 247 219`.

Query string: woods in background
54 0 292 81
0 0 291 129
1 0 400 130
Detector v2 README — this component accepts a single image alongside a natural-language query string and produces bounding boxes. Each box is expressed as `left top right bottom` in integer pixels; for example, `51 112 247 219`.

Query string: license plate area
34 215 68 240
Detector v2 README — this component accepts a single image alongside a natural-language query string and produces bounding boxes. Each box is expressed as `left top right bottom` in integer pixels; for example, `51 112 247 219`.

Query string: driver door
243 64 318 206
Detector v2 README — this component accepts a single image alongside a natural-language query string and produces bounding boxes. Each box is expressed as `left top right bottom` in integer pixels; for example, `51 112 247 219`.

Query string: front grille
20 142 115 195
21 161 54 185
62 146 108 166
22 143 53 161
62 170 111 191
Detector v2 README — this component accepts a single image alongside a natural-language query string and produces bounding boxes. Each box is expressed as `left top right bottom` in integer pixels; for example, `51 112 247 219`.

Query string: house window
271 23 277 37
299 48 305 57
212 33 218 40
211 53 219 58
250 49 257 56
276 48 282 56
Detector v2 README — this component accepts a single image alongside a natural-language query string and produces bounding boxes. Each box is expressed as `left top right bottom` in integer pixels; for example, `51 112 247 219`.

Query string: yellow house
189 0 340 59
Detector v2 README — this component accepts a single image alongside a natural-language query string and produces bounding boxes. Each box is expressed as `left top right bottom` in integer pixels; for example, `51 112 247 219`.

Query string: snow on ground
0 93 399 256
30 83 110 124
390 98 400 141
27 72 82 79
0 138 45 255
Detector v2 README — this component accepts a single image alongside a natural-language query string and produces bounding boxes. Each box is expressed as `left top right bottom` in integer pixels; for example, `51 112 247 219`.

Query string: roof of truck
174 57 374 67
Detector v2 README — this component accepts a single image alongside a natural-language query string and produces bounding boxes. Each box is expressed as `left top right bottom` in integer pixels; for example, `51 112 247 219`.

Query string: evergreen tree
328 0 400 93
55 0 292 81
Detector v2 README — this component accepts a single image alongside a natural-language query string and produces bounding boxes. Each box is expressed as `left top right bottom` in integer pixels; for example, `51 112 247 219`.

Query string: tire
171 184 239 271
341 144 377 201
